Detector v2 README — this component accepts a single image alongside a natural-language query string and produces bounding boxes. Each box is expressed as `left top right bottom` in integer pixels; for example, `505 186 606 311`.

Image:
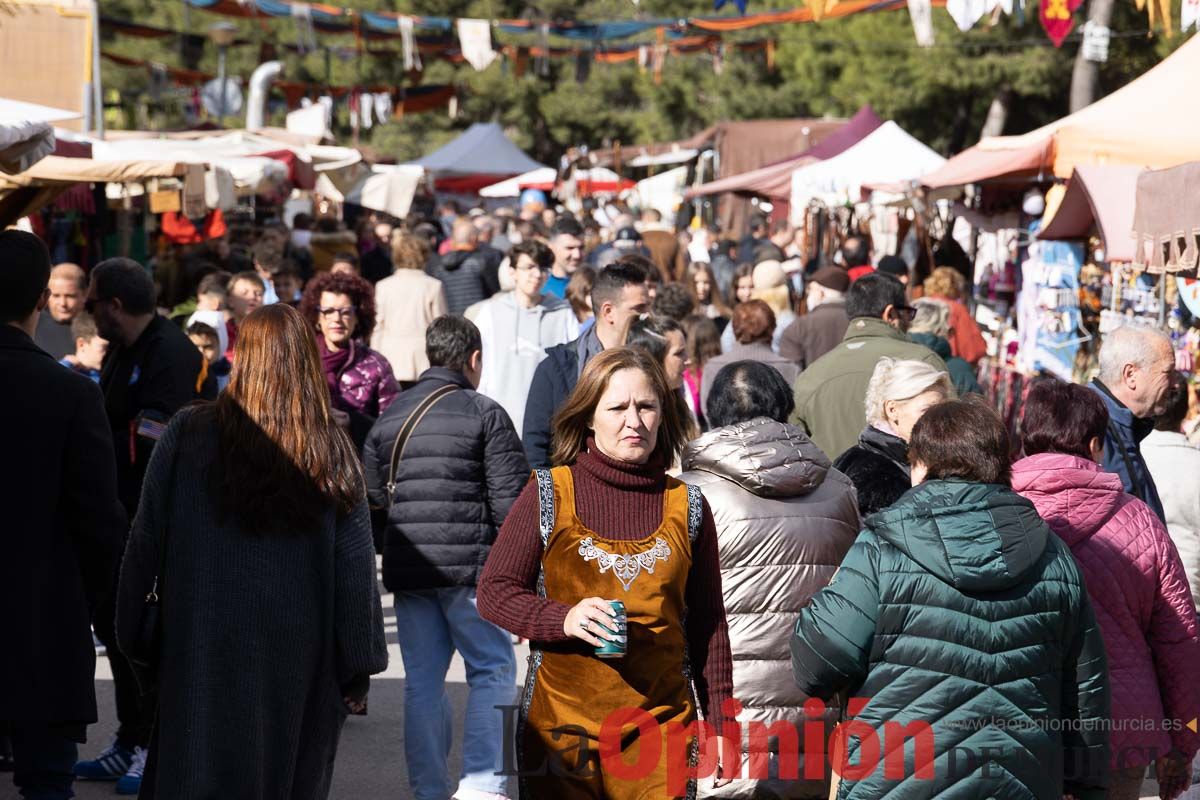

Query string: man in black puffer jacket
427 217 490 314
362 315 528 800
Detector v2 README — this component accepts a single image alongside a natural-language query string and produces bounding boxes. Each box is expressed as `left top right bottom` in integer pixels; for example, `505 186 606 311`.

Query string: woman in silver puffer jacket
678 359 861 799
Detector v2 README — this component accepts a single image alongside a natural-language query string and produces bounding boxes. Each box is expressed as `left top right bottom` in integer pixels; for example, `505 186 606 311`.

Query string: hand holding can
595 599 627 659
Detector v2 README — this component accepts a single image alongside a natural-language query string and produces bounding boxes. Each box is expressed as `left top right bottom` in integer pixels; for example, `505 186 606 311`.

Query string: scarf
318 336 353 398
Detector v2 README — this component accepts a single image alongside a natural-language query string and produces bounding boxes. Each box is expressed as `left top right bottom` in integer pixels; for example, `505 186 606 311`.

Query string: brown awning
0 155 188 189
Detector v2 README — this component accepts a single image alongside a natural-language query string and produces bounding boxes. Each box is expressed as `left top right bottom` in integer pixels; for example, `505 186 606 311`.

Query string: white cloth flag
1184 0 1200 31
457 19 497 72
399 17 422 72
947 0 990 30
907 0 936 46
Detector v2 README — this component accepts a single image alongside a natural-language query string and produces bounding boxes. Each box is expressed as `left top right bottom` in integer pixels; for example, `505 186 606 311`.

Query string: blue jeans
394 587 517 800
8 724 76 800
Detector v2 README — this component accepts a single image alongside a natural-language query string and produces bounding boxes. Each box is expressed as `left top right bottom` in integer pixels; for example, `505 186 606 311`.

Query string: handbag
369 384 459 550
127 433 181 672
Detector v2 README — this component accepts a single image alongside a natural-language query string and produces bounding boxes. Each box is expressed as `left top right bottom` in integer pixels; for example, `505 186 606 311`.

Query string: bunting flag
1185 0 1200 30
1038 0 1083 46
947 0 990 30
456 18 498 71
907 0 936 44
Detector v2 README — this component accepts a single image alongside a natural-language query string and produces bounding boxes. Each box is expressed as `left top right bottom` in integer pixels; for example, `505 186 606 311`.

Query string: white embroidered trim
578 536 671 592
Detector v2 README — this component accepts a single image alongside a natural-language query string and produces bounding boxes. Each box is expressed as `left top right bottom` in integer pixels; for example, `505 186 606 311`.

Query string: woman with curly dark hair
299 272 399 443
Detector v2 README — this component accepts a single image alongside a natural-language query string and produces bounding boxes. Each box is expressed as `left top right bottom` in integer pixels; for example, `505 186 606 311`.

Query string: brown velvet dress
518 466 702 799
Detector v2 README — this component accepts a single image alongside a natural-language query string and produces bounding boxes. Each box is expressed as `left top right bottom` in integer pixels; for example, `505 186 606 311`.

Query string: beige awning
0 155 187 189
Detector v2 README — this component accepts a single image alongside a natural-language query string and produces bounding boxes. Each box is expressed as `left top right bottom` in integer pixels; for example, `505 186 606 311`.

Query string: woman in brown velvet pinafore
478 347 734 800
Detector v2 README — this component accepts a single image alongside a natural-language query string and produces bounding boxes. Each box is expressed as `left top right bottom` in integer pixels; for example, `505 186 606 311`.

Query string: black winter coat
363 368 529 591
521 333 589 469
0 326 126 733
116 409 388 799
833 425 912 518
100 314 203 518
429 249 489 315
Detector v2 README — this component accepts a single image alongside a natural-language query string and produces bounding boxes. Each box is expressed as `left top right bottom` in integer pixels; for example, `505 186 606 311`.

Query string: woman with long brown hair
116 303 388 800
477 347 733 799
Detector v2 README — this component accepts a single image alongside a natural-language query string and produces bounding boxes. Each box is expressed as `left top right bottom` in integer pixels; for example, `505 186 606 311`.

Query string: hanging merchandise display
1015 221 1087 379
1039 0 1084 46
1080 20 1111 62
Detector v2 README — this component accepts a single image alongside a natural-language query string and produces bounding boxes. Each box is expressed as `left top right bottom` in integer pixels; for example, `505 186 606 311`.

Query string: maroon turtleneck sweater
477 444 733 733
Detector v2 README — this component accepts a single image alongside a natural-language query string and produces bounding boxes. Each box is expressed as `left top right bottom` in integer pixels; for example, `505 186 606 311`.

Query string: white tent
479 167 624 198
789 122 946 221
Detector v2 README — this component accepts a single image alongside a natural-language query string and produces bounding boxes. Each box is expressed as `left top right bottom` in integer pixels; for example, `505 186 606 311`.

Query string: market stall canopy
921 35 1200 188
87 131 355 195
0 121 54 175
1130 161 1200 273
0 97 80 125
479 167 630 198
685 107 881 200
410 123 547 177
0 155 187 189
1038 165 1142 264
316 164 424 220
788 122 945 217
627 148 698 168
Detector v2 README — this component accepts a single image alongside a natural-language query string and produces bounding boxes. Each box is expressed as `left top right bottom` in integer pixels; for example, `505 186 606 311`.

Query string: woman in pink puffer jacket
1012 378 1200 800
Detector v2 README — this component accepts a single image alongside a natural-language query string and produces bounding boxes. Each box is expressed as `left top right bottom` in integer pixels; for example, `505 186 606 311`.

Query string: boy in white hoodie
473 239 579 434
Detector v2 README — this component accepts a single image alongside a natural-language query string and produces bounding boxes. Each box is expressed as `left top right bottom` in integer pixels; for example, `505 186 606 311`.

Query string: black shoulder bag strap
384 384 459 497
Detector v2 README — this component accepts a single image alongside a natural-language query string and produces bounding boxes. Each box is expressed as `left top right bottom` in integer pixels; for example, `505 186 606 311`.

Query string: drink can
594 600 627 659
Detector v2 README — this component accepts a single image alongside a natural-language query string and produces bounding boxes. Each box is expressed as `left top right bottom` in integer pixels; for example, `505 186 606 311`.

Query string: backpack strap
686 484 703 543
384 384 459 497
533 468 555 548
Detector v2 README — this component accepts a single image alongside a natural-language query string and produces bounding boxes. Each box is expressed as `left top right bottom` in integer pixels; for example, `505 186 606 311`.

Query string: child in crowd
186 271 231 356
188 321 231 398
59 312 106 383
272 266 304 306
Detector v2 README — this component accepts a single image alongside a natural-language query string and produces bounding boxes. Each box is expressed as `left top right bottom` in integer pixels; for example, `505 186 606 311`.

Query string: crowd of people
2 195 1200 800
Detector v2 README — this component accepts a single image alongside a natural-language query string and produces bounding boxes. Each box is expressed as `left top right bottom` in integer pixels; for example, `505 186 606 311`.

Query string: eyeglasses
318 306 357 319
894 305 918 322
515 262 549 273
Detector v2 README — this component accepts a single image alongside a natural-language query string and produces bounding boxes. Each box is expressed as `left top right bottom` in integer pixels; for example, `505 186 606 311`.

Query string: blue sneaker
115 746 147 795
74 739 133 780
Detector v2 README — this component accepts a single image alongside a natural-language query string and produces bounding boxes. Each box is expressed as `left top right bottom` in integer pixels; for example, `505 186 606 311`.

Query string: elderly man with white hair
1090 324 1175 521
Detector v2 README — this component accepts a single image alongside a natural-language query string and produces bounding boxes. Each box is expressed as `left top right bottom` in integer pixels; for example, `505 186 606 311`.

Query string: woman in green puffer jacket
791 397 1110 800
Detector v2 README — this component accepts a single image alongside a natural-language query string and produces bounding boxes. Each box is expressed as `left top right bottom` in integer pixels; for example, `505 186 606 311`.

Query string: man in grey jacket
474 239 579 432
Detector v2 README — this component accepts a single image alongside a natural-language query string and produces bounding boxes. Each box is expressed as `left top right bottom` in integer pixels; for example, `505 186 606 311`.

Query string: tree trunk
1069 0 1116 112
980 86 1013 139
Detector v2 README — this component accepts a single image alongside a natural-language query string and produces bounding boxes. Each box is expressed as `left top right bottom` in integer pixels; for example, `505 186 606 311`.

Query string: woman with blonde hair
477 347 733 799
922 266 986 365
371 230 448 387
834 357 955 516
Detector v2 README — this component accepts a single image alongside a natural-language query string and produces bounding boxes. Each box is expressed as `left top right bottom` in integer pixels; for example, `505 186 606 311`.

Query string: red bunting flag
1040 0 1084 46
